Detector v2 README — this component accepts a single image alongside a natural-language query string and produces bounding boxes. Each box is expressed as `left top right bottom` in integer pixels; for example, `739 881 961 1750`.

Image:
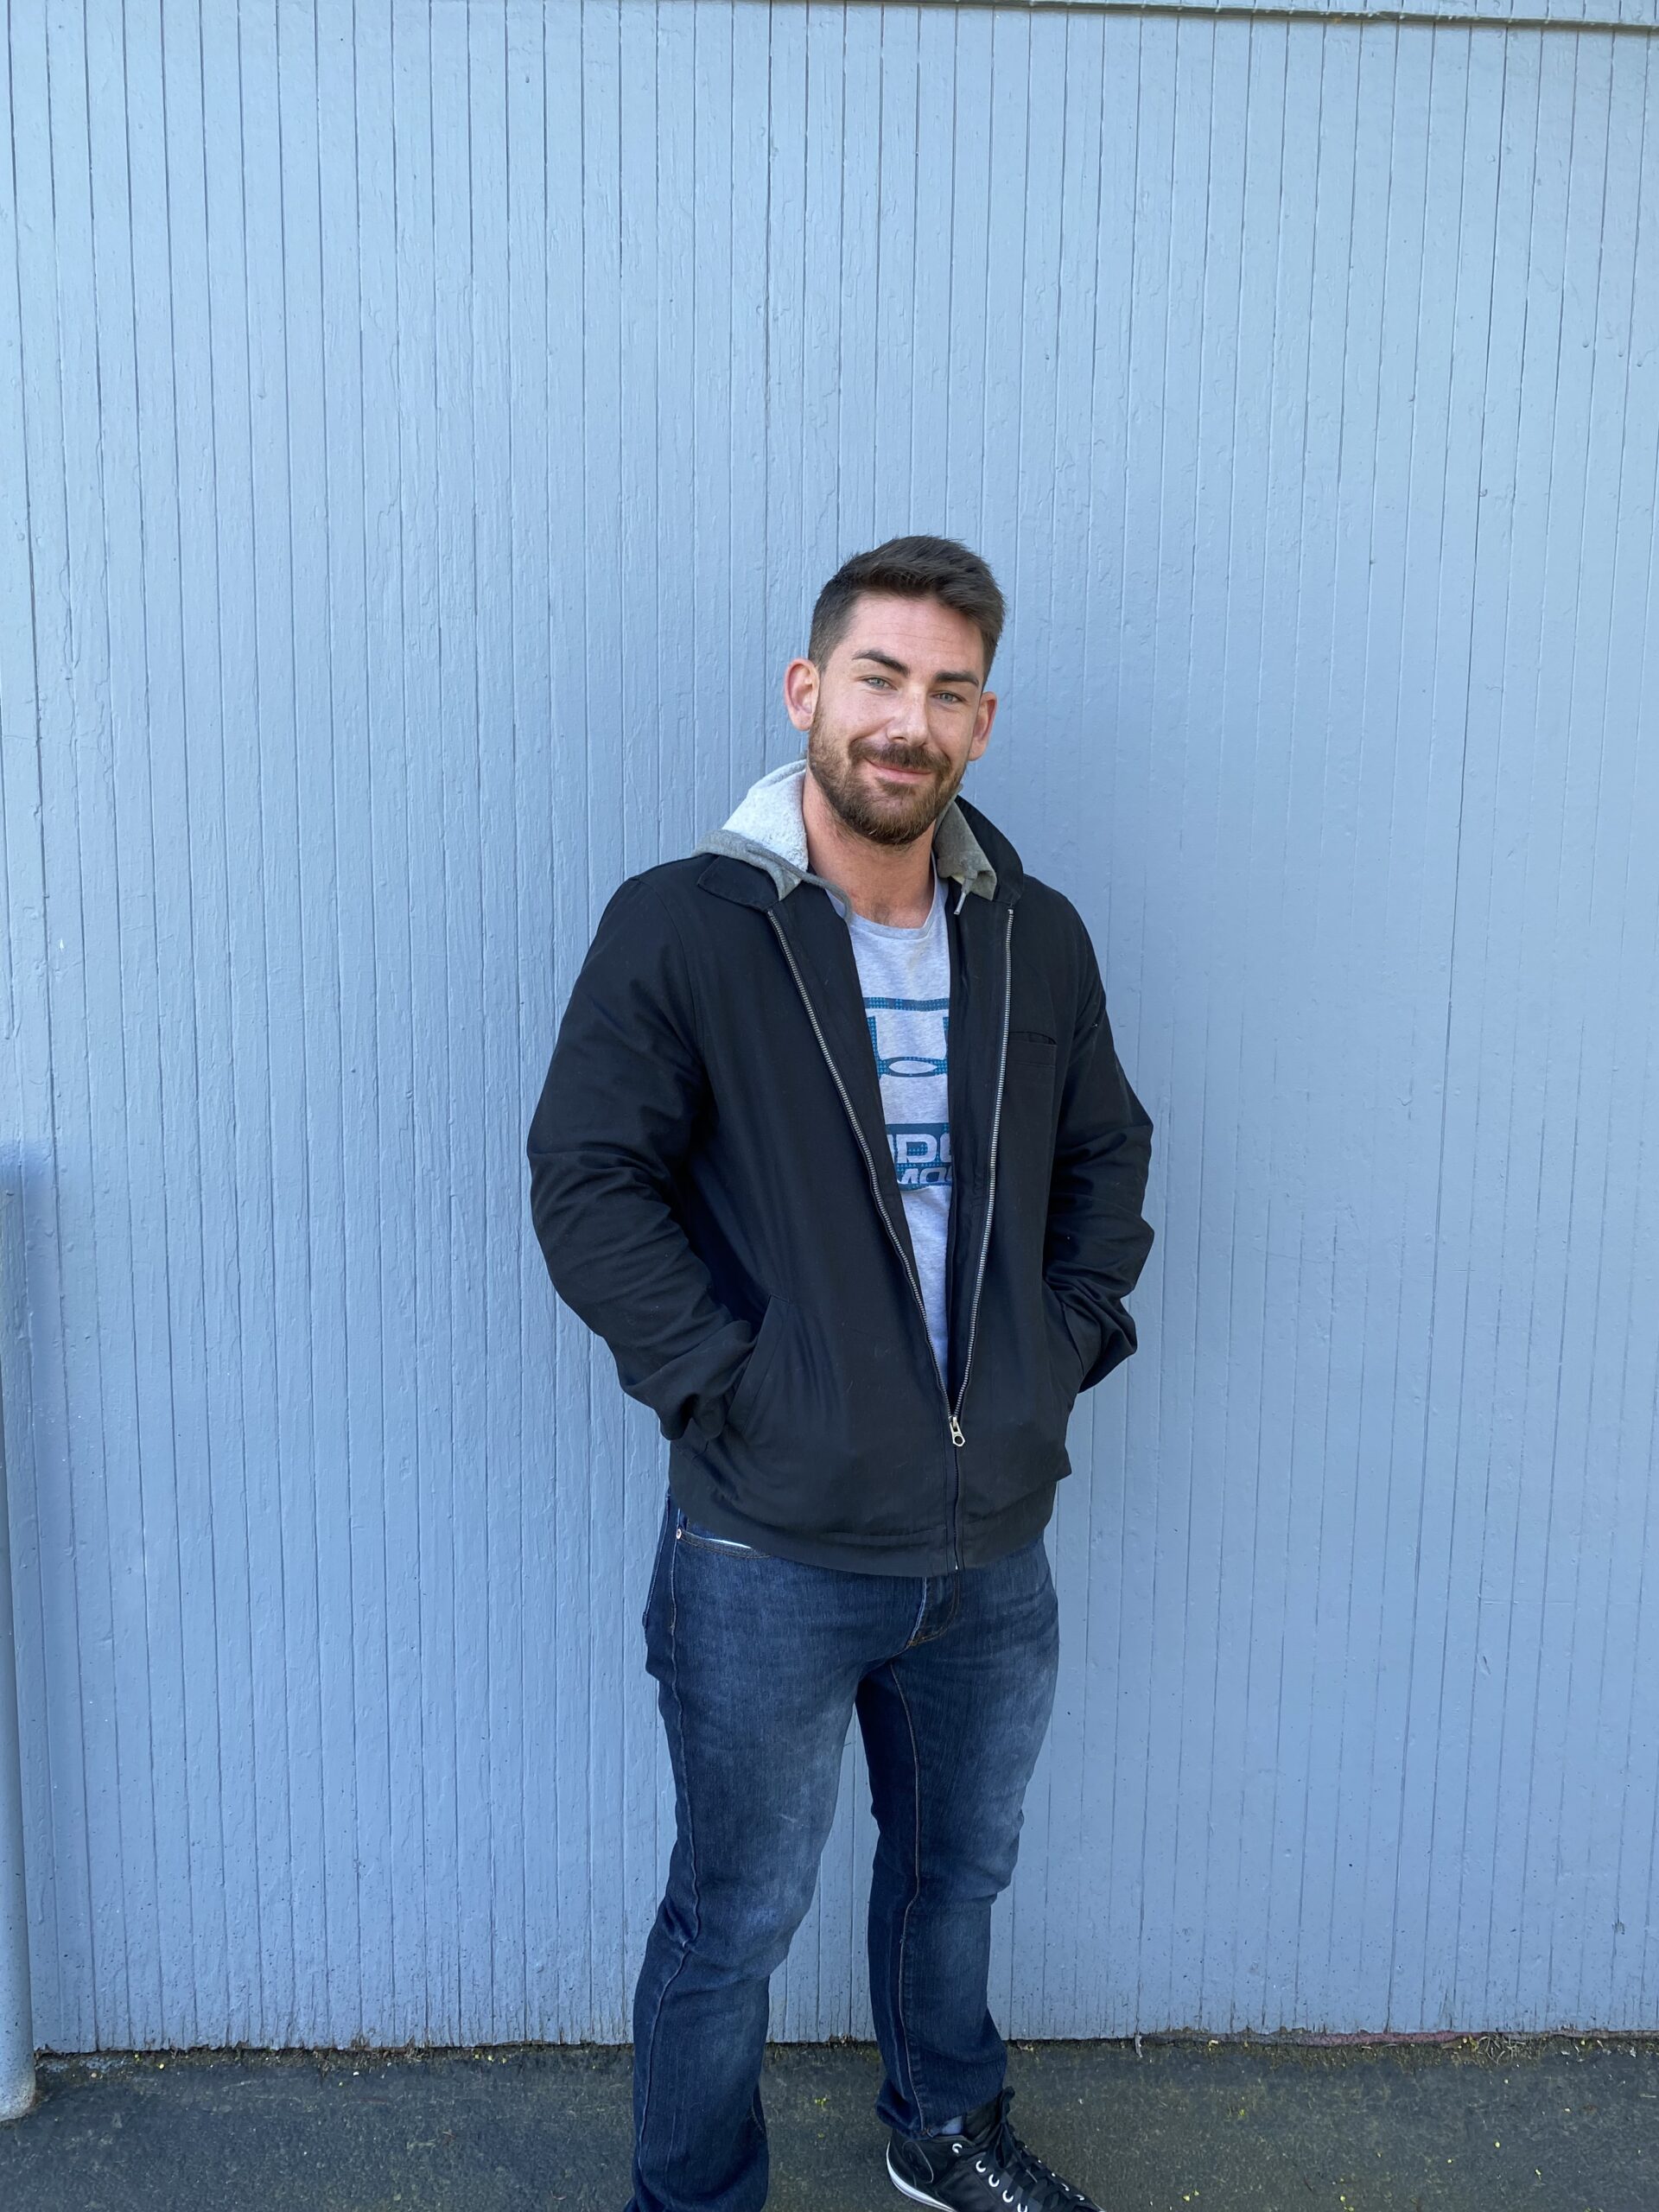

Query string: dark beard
805 717 967 849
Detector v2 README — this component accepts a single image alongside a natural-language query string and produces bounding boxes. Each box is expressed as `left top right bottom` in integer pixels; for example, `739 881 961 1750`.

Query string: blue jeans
627 1497 1061 2212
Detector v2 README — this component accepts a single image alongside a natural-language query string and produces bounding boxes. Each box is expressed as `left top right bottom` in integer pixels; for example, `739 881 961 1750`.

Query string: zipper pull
948 1414 965 1448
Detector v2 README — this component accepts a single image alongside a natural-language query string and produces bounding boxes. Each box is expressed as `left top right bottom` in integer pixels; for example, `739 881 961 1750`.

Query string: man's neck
801 775 940 927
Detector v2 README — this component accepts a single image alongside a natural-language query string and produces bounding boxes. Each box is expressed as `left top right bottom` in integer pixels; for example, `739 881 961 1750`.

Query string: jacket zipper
766 904 1015 1565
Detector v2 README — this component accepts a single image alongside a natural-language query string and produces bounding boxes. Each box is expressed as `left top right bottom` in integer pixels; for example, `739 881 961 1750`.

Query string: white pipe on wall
0 1412 35 2122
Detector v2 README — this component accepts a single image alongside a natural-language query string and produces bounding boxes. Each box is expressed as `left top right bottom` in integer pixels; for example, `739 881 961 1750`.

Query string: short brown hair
807 536 1006 677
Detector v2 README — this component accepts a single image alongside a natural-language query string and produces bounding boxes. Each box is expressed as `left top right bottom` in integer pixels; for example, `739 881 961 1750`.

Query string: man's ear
969 690 998 761
784 656 818 733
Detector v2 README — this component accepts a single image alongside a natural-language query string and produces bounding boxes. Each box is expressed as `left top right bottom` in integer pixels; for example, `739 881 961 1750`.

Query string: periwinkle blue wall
2 0 1657 2048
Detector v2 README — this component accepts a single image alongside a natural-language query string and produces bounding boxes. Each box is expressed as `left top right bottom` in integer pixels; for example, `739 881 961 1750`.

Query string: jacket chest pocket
1002 1030 1061 1153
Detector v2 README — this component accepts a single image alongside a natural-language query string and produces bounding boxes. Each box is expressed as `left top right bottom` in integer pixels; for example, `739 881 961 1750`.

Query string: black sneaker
886 2089 1104 2212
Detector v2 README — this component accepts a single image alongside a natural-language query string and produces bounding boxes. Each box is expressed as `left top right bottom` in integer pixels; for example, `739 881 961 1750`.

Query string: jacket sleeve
1045 923 1155 1391
526 874 756 1441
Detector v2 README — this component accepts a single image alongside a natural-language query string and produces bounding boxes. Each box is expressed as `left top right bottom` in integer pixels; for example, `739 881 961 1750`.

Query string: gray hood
696 758 999 913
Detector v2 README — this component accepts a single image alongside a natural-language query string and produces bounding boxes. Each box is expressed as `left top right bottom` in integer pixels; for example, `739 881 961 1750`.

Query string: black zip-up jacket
526 793 1154 1575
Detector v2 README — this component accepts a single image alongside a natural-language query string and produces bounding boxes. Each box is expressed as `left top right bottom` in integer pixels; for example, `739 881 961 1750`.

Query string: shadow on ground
0 2035 1651 2211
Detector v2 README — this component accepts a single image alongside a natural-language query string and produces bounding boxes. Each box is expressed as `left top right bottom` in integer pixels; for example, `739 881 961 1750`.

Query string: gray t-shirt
842 872 953 1380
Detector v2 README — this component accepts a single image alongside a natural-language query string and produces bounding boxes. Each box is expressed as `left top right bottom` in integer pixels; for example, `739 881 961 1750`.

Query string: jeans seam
887 1660 929 2134
635 1532 699 2154
902 1580 930 1649
904 1575 961 1650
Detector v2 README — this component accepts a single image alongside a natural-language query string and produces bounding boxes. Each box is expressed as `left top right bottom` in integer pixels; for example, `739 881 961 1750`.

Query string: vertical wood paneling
2 0 1656 2048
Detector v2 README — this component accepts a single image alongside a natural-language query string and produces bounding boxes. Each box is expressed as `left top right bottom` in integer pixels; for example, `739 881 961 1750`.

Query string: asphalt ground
0 2035 1652 2212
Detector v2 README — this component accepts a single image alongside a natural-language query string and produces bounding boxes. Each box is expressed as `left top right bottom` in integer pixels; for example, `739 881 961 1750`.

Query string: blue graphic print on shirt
865 995 952 1192
887 1122 951 1185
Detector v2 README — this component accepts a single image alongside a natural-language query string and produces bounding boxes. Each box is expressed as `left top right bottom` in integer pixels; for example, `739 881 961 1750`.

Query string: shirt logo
888 1122 951 1188
864 996 951 1192
865 996 950 1080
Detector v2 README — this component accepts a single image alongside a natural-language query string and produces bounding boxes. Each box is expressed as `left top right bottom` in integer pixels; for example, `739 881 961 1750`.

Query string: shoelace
954 2114 1089 2209
955 2140 1027 2211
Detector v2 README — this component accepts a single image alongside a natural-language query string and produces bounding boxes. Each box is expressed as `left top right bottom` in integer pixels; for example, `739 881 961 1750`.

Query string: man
527 536 1154 2212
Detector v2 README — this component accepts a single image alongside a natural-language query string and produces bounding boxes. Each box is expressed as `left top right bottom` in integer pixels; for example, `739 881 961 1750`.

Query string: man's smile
865 759 933 781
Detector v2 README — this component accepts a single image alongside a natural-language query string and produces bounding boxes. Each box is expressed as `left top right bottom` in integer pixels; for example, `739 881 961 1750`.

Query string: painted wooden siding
1036 0 1653 21
1 0 1656 2048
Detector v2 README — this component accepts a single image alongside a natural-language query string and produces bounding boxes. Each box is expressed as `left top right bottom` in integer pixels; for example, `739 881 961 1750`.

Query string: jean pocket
675 1514 767 1559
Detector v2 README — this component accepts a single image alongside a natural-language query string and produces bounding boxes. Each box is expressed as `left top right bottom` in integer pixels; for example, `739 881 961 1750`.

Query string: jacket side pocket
1043 1283 1087 1408
724 1294 792 1437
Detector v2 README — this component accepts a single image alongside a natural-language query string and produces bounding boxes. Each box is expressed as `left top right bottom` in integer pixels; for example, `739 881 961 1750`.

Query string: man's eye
935 692 964 706
864 675 893 689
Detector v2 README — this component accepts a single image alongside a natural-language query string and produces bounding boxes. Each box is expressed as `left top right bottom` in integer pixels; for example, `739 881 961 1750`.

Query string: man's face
785 593 998 849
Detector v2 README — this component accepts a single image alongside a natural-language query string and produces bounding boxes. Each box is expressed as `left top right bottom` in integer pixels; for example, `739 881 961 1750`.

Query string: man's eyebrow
849 647 982 688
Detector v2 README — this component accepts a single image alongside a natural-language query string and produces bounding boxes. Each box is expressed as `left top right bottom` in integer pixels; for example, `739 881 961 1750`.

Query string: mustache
852 741 944 775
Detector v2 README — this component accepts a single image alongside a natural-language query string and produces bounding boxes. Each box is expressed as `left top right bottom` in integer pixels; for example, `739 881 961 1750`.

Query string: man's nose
886 683 931 740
